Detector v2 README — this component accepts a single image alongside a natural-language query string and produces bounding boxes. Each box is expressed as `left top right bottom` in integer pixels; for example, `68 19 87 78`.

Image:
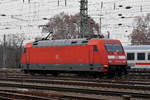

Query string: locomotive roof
32 38 89 47
124 45 150 50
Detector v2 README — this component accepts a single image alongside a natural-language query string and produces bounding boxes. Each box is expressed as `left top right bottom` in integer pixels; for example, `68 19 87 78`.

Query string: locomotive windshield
105 44 123 52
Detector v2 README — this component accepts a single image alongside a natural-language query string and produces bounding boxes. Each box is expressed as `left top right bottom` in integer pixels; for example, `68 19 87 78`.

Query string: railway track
0 90 54 100
1 70 150 82
0 77 149 99
2 71 150 88
5 74 150 86
0 82 149 99
0 89 103 100
4 71 150 79
0 71 150 99
0 78 150 91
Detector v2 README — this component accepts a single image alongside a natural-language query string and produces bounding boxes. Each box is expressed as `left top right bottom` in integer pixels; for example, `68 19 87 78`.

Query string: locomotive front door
89 45 99 65
89 45 94 65
26 48 30 69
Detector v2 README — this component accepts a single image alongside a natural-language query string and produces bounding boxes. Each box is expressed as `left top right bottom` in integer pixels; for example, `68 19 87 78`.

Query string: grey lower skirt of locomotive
20 63 130 77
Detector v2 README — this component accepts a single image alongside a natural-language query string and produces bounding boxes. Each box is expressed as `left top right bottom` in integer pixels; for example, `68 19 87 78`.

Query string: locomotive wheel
77 72 101 78
124 69 128 75
51 72 59 76
116 71 122 77
24 70 28 74
107 72 115 78
40 72 47 76
30 72 35 75
77 72 90 78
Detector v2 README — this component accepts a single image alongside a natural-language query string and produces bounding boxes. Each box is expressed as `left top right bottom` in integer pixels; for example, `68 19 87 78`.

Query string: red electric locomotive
20 38 128 77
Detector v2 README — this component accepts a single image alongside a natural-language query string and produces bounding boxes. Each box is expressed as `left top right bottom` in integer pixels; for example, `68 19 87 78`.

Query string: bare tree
41 12 100 39
129 14 150 45
4 33 25 68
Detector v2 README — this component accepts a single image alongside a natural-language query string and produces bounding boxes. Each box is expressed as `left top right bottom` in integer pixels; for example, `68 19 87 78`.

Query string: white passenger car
124 45 150 72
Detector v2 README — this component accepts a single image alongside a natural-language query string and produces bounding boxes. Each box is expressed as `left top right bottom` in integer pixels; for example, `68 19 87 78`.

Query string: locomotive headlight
123 60 126 63
119 56 126 59
108 55 115 59
108 60 112 63
104 65 108 67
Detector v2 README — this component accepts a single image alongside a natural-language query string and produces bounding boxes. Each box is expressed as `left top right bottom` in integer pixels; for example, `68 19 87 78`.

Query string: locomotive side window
148 53 150 60
127 53 134 60
94 45 98 52
137 53 145 60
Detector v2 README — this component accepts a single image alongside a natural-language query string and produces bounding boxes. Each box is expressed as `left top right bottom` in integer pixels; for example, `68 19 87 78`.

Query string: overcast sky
0 0 149 45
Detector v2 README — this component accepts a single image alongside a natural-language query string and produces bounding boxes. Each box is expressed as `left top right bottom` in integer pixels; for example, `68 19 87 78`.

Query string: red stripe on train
136 63 150 65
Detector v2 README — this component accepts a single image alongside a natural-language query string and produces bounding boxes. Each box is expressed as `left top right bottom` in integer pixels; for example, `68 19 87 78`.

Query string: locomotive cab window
137 53 145 60
105 44 123 52
127 53 134 60
94 45 98 52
